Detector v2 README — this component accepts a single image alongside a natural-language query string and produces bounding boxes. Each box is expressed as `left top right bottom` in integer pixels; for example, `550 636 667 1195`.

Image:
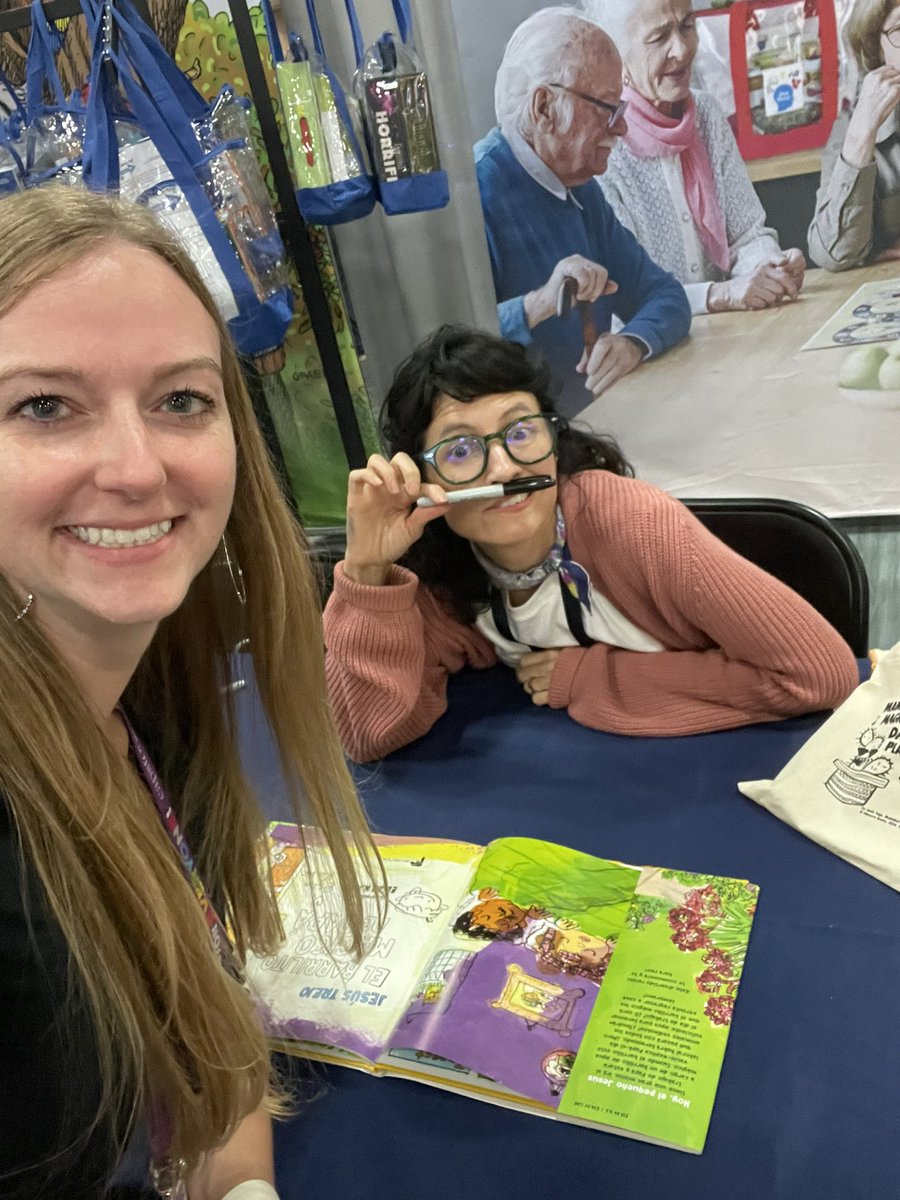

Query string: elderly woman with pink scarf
584 0 806 314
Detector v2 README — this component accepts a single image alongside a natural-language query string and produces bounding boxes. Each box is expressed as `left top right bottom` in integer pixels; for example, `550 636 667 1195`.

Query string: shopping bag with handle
81 0 293 362
262 0 375 225
740 646 900 892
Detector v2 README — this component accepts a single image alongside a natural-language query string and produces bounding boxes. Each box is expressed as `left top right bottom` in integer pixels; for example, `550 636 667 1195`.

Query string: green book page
469 836 640 938
559 870 758 1151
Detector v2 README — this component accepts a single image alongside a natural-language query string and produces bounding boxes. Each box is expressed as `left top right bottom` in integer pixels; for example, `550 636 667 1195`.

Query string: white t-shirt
475 567 664 666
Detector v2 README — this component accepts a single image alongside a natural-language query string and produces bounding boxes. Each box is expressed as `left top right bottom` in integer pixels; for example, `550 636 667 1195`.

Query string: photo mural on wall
451 0 900 519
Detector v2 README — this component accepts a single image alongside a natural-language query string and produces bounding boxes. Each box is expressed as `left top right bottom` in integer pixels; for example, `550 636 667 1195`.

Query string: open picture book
246 826 758 1154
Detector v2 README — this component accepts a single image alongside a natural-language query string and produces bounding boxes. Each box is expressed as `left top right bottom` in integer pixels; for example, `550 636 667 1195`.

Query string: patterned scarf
470 505 592 612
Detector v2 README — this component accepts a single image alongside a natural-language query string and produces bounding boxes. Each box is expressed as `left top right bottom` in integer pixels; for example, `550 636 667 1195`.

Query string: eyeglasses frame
547 83 628 131
883 23 900 47
419 413 562 485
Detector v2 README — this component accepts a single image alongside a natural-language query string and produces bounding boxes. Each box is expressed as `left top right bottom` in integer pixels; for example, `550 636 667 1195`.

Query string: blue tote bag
0 64 26 192
261 0 375 226
82 0 293 360
23 0 85 185
347 0 449 216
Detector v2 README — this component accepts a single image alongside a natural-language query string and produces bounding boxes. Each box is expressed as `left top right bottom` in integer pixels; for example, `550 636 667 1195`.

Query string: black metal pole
227 0 368 470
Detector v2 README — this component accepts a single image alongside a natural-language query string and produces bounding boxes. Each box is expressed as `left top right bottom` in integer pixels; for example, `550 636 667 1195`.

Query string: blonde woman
809 0 900 268
0 188 380 1199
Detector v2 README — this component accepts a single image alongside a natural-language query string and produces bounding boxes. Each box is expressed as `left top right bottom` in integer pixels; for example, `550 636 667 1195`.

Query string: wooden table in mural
577 262 900 519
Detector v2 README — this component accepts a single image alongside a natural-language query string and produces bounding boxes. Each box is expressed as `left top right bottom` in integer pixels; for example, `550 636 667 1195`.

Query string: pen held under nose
415 475 555 508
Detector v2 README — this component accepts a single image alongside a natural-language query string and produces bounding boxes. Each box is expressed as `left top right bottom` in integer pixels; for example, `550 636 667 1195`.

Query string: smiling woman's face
623 0 698 111
0 241 236 648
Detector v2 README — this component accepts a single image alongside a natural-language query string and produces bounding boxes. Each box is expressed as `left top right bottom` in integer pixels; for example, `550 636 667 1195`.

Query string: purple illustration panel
396 939 598 1107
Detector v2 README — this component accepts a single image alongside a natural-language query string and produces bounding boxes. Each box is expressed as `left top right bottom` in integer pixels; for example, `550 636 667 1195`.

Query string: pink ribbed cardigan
324 472 859 763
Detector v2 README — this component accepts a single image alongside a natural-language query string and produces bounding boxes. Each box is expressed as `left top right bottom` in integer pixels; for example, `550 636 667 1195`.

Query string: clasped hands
708 248 805 312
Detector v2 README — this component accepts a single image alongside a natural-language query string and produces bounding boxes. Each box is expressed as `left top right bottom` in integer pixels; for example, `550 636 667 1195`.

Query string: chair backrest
683 497 870 658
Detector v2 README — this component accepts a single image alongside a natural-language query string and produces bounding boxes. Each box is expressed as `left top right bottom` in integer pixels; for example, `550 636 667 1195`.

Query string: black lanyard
489 570 594 651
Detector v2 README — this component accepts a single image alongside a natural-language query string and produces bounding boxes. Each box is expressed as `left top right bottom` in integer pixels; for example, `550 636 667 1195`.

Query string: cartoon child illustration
527 919 614 985
541 1049 577 1097
391 886 448 923
453 888 547 941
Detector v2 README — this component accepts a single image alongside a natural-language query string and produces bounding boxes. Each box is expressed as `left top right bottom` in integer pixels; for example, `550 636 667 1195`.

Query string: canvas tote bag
740 645 900 892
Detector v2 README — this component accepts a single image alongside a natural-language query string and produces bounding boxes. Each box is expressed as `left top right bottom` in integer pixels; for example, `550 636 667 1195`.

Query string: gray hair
580 0 633 50
494 7 606 137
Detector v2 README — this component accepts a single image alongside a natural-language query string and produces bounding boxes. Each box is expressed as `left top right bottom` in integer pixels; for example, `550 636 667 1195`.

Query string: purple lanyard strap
119 709 238 978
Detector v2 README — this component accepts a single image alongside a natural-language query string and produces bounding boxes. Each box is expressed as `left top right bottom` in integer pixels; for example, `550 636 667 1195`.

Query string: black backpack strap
490 586 538 651
490 573 594 652
559 572 594 648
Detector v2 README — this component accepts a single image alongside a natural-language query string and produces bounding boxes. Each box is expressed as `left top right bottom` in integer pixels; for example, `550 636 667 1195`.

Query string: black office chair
682 497 870 657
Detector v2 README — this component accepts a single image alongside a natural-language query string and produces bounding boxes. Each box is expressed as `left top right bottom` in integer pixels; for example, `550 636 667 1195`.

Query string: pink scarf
621 84 729 273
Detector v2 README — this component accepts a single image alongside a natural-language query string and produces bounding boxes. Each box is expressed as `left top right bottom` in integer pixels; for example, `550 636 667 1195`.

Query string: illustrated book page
246 828 758 1153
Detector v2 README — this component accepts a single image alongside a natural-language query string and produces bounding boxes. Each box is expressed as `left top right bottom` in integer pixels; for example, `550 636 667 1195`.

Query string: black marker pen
416 475 555 508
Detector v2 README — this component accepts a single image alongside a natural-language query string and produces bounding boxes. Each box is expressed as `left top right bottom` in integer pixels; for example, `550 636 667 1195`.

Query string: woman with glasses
808 0 900 270
324 326 857 764
585 0 805 313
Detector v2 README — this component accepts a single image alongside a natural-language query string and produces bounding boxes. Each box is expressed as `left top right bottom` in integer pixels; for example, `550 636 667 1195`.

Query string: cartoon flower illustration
702 948 735 977
704 995 735 1027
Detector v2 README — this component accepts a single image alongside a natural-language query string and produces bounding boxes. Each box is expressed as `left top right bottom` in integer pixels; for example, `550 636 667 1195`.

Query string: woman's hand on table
516 649 562 706
843 67 900 168
343 453 448 586
770 247 806 288
707 261 799 312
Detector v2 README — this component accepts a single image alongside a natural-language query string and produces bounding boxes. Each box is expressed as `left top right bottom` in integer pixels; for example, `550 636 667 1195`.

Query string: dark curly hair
380 325 633 624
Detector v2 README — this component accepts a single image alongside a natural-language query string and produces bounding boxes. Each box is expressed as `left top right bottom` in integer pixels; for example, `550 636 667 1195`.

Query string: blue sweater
474 128 691 416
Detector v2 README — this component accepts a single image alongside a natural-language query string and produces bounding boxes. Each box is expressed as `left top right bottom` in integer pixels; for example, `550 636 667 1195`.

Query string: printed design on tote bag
825 707 900 807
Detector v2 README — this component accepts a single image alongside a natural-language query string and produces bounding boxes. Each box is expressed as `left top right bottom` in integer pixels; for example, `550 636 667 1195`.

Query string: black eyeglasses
419 414 560 485
883 24 900 46
547 83 628 131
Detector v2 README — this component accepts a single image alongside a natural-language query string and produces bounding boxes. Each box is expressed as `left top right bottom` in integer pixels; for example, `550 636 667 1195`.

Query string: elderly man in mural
474 7 691 417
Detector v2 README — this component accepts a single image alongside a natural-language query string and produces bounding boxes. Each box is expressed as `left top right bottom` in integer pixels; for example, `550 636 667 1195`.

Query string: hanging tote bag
81 0 293 362
23 0 85 185
0 64 26 192
726 0 839 161
347 0 449 216
261 0 375 225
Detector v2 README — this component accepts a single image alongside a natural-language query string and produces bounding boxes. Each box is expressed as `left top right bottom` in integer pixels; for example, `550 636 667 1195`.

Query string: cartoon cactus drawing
827 727 893 806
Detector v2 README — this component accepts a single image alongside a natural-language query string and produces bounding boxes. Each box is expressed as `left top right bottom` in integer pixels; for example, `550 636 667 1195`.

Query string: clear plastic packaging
25 109 84 181
354 34 441 185
196 88 289 302
746 3 821 136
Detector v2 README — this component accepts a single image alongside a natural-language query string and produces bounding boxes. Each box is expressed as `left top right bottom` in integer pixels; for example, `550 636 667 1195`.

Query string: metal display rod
0 0 369 471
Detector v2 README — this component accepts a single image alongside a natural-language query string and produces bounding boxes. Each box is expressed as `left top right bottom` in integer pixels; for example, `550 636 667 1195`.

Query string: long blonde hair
0 187 380 1177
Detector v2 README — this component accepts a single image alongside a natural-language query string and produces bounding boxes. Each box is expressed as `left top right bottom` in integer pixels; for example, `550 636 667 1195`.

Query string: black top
0 801 152 1199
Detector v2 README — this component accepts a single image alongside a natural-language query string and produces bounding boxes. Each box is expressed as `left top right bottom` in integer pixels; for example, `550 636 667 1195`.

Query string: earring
15 593 33 622
221 536 247 606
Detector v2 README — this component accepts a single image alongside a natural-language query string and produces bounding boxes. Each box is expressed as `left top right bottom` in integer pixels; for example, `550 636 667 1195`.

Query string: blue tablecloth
238 665 900 1199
